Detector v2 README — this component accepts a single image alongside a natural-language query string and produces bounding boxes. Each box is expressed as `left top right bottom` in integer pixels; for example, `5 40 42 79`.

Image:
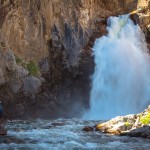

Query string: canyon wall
137 0 150 48
0 0 138 119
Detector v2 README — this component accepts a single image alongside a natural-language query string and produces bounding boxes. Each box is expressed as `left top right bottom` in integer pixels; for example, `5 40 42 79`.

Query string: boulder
16 66 29 78
5 49 17 72
125 126 150 138
106 128 121 135
0 127 7 136
23 76 42 96
82 126 94 132
130 13 140 25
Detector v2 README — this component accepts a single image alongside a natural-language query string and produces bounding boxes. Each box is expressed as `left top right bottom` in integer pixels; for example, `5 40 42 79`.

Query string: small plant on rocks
140 112 150 125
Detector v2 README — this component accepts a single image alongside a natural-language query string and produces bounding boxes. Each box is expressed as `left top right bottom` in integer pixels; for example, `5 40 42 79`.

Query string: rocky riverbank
83 106 150 138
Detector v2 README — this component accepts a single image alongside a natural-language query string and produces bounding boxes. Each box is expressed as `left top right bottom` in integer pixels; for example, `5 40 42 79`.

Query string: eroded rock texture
0 0 138 119
137 0 150 48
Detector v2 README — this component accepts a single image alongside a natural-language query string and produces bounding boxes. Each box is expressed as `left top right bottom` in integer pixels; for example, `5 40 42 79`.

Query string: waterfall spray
85 15 150 120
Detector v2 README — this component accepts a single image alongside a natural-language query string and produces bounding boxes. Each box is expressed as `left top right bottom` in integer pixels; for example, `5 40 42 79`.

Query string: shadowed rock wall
0 0 138 119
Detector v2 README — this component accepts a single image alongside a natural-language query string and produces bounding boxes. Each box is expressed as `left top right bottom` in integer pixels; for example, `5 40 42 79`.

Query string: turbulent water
85 15 150 120
0 119 150 150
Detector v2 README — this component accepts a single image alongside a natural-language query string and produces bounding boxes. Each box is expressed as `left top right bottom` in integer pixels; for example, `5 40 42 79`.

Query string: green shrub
15 56 22 64
125 122 130 127
26 61 39 76
15 56 39 76
140 113 150 125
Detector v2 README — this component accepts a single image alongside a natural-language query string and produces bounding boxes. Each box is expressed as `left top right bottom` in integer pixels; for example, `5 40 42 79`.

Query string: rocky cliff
0 0 138 119
137 0 150 49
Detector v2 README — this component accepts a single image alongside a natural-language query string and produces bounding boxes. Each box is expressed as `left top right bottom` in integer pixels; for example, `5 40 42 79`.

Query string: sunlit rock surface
95 105 150 138
0 0 138 119
137 0 150 49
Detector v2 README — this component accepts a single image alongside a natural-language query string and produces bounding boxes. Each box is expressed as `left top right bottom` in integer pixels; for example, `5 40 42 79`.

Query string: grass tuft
26 61 39 76
140 113 150 125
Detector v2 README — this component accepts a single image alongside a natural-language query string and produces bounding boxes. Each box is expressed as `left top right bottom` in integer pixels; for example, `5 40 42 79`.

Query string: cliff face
0 0 138 119
137 0 150 49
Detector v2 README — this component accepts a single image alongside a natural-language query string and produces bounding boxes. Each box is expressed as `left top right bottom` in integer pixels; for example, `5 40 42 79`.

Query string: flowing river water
0 119 150 150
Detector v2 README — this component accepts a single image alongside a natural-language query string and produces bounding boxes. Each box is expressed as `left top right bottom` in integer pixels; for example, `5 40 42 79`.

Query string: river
0 119 150 150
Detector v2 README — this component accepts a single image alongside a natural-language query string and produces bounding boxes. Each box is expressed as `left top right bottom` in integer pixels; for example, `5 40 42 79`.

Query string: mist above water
85 15 150 120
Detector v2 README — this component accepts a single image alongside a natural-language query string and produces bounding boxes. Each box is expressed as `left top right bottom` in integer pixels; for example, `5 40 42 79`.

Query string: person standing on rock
0 101 3 118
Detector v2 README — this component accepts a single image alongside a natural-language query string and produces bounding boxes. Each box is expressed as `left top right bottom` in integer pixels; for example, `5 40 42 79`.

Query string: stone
94 105 150 138
2 136 25 144
82 126 94 132
127 126 150 138
0 69 5 86
23 76 42 96
106 128 121 135
137 6 147 13
147 24 150 32
39 58 49 74
11 82 22 93
16 66 29 78
130 13 140 25
14 128 22 132
0 127 7 136
51 122 64 126
139 15 150 26
5 49 17 72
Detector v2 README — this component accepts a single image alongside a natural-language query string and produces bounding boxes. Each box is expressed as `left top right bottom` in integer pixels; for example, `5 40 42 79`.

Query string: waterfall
85 15 150 120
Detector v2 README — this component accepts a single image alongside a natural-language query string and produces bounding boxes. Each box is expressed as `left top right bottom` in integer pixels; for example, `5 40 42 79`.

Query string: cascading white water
85 15 150 120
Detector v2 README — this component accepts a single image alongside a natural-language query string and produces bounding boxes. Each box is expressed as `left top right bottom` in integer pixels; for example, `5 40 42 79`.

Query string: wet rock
0 127 7 136
1 136 25 144
130 13 140 25
43 125 54 129
82 126 94 132
122 126 150 138
51 122 65 126
14 128 22 132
